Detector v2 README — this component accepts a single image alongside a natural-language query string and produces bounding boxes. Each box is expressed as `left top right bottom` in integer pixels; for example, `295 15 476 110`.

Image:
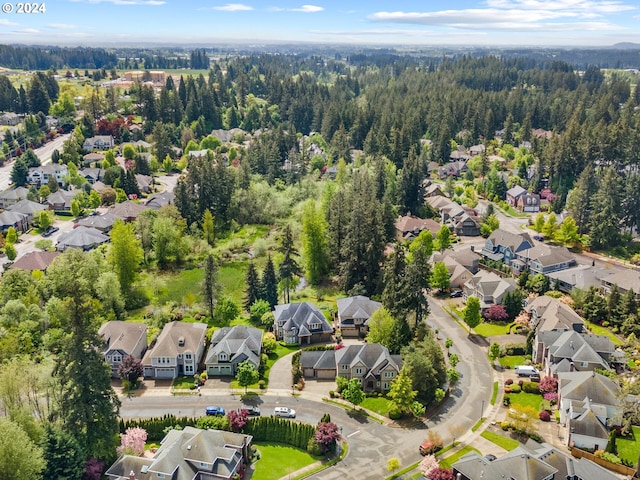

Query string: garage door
208 365 233 376
155 367 176 379
317 369 335 379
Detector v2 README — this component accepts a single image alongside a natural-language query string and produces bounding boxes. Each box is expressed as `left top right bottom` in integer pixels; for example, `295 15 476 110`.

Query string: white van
514 365 538 377
274 406 296 418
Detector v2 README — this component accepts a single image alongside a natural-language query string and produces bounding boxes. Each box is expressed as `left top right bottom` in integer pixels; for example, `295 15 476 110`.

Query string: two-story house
525 296 584 333
205 325 262 376
517 192 541 213
83 135 114 152
106 427 252 480
27 164 68 187
534 329 614 376
506 185 527 207
300 343 402 392
480 228 533 267
0 187 28 209
142 321 207 379
336 296 382 338
273 302 333 345
98 321 148 377
601 269 640 301
462 270 517 311
395 214 441 242
516 244 577 276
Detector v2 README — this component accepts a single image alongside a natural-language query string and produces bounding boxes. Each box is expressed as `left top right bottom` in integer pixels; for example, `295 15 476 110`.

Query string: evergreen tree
397 146 424 215
202 254 219 321
261 256 278 308
301 200 328 285
278 224 301 304
566 164 598 234
388 317 412 355
244 263 261 311
405 243 431 328
589 167 622 249
382 246 410 321
41 424 85 480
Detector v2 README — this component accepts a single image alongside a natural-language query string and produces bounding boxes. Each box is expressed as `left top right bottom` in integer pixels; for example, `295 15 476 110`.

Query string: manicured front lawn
481 430 520 451
490 381 499 405
504 392 543 410
360 396 393 416
172 375 196 390
474 322 510 337
617 426 640 468
251 442 320 480
439 446 482 469
584 320 623 346
498 355 528 369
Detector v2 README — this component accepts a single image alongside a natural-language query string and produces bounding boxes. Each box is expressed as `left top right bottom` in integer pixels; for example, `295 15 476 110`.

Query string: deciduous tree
463 296 482 335
236 361 259 393
341 378 365 409
388 370 417 414
108 219 143 294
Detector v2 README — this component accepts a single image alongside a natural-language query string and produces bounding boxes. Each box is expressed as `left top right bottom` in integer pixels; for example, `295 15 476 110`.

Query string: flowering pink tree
538 376 558 394
428 467 455 480
544 392 559 405
117 427 147 456
228 409 249 433
418 454 438 477
483 304 509 322
314 422 341 454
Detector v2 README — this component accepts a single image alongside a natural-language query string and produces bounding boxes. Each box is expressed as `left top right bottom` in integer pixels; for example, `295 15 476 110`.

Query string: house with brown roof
301 343 402 391
336 295 382 338
99 321 148 377
273 302 333 345
142 321 207 379
106 427 252 480
433 247 481 274
110 200 148 222
395 214 441 242
10 250 60 271
463 270 517 311
525 296 584 333
77 213 117 233
601 269 640 301
83 135 114 152
534 329 614 376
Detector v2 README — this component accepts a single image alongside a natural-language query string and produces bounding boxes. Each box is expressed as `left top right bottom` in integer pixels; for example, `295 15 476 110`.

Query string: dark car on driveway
205 406 225 416
241 406 261 416
42 226 59 237
449 289 463 298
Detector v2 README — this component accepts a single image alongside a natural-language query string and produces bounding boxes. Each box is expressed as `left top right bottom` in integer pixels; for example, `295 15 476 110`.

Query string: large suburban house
533 329 615 376
452 440 620 480
10 250 59 271
273 302 333 345
205 325 262 376
26 164 69 187
7 199 48 222
516 244 577 276
506 185 527 207
517 192 541 213
301 343 402 392
56 226 110 251
525 296 584 333
424 195 481 236
601 269 640 301
83 135 114 151
558 371 620 451
436 255 474 289
0 210 28 232
98 321 148 377
546 264 611 294
462 270 517 310
481 228 534 267
46 189 76 212
336 296 382 338
106 427 252 480
433 247 481 274
395 214 441 242
0 187 28 209
142 321 207 379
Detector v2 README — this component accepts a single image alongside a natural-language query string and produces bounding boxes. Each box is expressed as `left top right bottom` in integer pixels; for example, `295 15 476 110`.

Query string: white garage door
155 367 176 379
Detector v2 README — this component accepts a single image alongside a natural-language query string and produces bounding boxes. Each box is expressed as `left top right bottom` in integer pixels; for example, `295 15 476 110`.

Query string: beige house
142 321 207 379
99 321 148 377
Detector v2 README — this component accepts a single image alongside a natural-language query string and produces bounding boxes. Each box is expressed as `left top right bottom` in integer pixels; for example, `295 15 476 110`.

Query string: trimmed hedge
522 382 540 394
120 415 200 442
243 416 315 450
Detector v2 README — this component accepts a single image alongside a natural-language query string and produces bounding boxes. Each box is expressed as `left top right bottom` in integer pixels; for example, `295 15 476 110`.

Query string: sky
0 0 639 47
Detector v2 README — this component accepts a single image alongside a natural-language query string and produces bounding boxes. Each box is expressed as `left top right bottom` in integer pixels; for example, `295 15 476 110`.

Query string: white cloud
312 28 438 37
0 19 19 26
211 3 253 11
14 28 40 34
291 4 323 12
48 23 78 29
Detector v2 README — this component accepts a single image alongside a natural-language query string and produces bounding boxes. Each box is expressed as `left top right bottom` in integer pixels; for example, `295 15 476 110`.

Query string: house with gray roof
273 302 333 345
436 255 474 289
0 187 28 209
601 269 640 301
517 192 541 213
462 270 517 311
80 167 105 184
106 426 252 480
27 164 68 187
506 184 527 207
110 200 148 222
301 343 402 392
450 211 481 236
7 198 47 222
56 226 109 251
99 321 148 377
558 371 621 450
433 247 480 274
525 296 584 333
205 325 262 376
453 440 620 480
516 244 576 276
546 264 611 294
10 250 59 272
145 191 174 210
336 296 382 338
83 135 114 152
481 228 533 267
142 321 207 379
534 329 614 376
46 189 76 212
0 210 27 232
77 212 117 232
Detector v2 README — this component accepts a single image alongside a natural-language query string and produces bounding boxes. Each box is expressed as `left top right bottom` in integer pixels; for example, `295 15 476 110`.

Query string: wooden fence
570 447 637 478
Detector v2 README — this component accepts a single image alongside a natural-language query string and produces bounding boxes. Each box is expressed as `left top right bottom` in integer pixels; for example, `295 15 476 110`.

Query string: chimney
129 471 136 480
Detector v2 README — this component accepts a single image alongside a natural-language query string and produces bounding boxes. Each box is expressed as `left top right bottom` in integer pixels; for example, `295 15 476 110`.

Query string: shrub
500 421 511 431
258 380 265 389
509 385 521 393
522 382 540 394
539 410 551 421
329 390 335 398
505 378 514 386
388 408 403 420
503 343 527 355
518 379 524 386
503 397 511 407
306 437 322 456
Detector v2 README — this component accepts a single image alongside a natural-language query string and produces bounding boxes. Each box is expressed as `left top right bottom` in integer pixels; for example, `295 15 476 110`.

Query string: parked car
449 289 463 298
205 406 225 416
514 365 539 377
42 226 59 237
274 406 296 418
241 406 261 416
419 440 443 456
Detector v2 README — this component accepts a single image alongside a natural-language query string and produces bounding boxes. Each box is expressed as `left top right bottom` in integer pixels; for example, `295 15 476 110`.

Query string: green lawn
584 320 623 346
172 375 196 390
219 261 249 305
481 430 520 451
360 396 393 416
499 355 528 369
504 392 543 410
439 446 482 469
617 426 640 468
475 322 510 337
490 381 499 405
251 442 320 480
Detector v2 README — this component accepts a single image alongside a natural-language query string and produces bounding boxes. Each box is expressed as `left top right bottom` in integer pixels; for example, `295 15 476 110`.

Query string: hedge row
119 415 199 442
243 416 315 450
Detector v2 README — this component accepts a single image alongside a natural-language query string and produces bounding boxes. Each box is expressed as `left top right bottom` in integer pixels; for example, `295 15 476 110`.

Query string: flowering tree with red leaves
227 409 249 433
314 422 341 454
428 466 455 480
117 427 147 456
82 458 104 480
538 376 558 394
117 355 144 385
483 304 509 322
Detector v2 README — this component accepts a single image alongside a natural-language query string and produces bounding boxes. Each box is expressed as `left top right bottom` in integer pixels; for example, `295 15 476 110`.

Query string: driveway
268 350 296 391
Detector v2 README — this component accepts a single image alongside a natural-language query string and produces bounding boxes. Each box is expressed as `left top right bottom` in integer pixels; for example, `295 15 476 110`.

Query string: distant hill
609 42 640 49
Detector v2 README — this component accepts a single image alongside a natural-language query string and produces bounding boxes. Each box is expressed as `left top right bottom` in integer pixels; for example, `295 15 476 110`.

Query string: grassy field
439 446 482 469
616 426 640 468
584 320 623 346
480 430 520 451
504 392 543 410
251 442 320 480
474 322 510 337
498 355 528 369
360 396 393 416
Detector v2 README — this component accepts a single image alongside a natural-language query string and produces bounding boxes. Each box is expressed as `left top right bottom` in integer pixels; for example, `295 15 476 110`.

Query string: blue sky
1 0 639 47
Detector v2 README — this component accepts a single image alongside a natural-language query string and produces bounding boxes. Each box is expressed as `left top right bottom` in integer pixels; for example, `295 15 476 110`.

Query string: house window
355 368 363 375
219 353 227 361
310 323 321 330
112 354 122 363
184 365 194 374
580 362 588 368
200 462 208 468
341 365 348 371
383 382 389 390
384 372 395 378
185 353 192 360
